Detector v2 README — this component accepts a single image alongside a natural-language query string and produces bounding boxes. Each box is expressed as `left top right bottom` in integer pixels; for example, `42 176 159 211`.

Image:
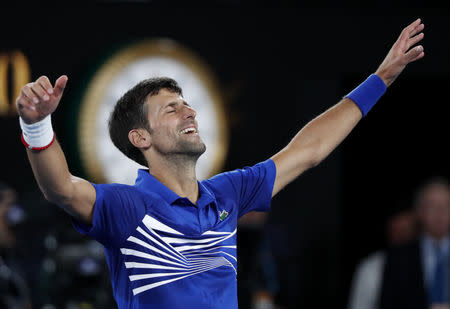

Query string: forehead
419 184 450 209
145 88 183 111
423 185 450 199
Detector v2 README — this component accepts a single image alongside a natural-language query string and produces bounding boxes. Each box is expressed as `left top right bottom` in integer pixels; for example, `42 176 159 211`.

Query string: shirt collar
134 169 216 208
421 234 450 256
197 181 216 207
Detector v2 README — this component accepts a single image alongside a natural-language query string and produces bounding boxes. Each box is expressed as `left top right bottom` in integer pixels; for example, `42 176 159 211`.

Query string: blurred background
1 3 449 309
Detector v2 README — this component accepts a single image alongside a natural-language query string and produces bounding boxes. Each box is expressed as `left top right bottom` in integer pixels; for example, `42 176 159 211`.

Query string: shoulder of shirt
93 182 144 196
201 160 274 191
201 170 242 198
94 182 134 189
202 173 232 189
204 162 261 183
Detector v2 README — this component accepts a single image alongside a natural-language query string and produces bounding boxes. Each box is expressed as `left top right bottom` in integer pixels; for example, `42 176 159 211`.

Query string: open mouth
180 127 198 135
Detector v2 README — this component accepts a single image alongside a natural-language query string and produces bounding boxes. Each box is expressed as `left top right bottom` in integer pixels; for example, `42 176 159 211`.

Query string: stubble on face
146 89 207 161
174 132 207 157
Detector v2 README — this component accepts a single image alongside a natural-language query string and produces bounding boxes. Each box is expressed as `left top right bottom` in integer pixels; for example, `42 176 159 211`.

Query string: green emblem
219 210 229 221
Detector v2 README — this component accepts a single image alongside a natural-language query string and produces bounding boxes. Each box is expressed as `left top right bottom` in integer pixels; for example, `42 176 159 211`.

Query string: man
380 178 450 309
16 19 425 308
348 207 417 309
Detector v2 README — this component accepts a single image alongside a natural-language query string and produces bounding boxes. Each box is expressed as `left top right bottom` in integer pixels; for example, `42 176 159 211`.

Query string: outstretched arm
16 76 96 224
271 18 425 197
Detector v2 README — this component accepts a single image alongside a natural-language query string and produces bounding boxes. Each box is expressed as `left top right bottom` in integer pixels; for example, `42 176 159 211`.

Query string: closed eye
164 100 189 113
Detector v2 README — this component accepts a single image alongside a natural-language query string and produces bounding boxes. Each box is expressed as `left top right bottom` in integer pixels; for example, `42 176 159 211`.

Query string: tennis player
16 19 424 308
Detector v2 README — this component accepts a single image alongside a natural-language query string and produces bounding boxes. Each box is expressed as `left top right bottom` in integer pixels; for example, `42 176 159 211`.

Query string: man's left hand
375 18 425 87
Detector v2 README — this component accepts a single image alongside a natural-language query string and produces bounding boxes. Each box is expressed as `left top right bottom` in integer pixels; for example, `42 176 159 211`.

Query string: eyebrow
164 100 190 109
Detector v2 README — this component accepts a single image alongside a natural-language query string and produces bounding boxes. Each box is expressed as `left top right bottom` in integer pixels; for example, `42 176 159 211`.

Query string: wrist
374 69 392 87
19 115 55 150
344 74 387 117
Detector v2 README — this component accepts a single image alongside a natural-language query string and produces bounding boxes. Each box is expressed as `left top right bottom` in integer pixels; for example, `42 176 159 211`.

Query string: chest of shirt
139 193 238 237
113 194 239 299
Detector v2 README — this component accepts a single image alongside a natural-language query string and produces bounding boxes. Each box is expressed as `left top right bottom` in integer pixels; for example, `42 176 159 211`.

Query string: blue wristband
344 74 387 117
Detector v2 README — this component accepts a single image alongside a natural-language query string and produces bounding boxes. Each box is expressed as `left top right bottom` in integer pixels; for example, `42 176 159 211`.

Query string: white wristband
19 115 55 150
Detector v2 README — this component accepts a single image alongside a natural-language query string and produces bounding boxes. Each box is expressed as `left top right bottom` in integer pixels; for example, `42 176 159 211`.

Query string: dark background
1 4 449 308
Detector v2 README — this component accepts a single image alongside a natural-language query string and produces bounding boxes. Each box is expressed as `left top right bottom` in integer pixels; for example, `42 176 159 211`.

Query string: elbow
304 144 323 168
311 147 326 167
309 157 322 168
293 147 322 174
309 139 333 167
305 157 322 171
43 191 71 206
42 182 75 206
278 141 324 177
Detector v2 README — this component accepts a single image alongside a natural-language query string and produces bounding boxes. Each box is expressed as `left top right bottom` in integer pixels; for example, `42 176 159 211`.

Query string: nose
183 105 197 119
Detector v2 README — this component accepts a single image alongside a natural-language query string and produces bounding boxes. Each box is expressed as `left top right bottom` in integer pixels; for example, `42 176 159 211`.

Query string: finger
400 18 421 40
406 18 421 34
410 51 425 62
21 84 39 104
53 75 68 98
37 76 54 95
30 82 50 102
16 96 36 111
405 45 424 62
407 32 424 50
409 23 424 38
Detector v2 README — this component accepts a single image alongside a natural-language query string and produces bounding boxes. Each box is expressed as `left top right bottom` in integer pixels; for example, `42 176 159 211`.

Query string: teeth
180 127 197 134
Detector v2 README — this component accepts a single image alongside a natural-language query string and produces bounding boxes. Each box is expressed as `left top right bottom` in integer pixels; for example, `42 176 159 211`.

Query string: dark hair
413 176 450 209
108 77 182 166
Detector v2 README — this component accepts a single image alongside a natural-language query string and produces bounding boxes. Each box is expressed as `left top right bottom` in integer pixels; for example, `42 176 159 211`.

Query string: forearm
26 139 75 204
289 98 362 165
271 19 424 197
272 72 388 196
17 75 96 223
272 99 361 190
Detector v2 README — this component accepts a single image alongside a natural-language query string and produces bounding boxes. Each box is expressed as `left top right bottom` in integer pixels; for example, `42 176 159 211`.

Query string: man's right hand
17 74 96 224
16 75 68 124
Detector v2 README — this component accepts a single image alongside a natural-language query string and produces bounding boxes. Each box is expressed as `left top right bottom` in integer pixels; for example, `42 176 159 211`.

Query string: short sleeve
72 183 146 248
207 159 276 218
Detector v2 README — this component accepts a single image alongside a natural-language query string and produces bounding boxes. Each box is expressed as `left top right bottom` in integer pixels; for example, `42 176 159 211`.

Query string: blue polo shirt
73 159 276 309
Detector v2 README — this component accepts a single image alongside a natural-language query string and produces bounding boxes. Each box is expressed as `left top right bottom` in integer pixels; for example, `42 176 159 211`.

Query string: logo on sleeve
219 210 229 221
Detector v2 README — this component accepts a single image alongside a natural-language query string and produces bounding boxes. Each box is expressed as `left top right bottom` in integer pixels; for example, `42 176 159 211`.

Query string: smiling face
146 88 206 159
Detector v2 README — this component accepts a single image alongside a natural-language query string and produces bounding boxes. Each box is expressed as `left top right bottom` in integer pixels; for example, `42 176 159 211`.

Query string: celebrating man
16 19 425 308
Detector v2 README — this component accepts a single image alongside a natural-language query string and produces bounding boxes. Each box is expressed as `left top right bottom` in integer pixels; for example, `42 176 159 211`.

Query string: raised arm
271 19 425 197
16 75 96 224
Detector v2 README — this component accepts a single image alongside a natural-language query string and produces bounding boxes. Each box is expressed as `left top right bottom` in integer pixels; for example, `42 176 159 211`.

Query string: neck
147 153 199 204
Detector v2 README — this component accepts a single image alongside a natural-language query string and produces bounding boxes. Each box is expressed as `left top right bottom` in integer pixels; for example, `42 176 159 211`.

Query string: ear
128 128 151 149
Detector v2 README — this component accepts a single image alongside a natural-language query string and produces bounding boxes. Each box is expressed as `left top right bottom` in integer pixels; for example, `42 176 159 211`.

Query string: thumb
53 75 68 98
